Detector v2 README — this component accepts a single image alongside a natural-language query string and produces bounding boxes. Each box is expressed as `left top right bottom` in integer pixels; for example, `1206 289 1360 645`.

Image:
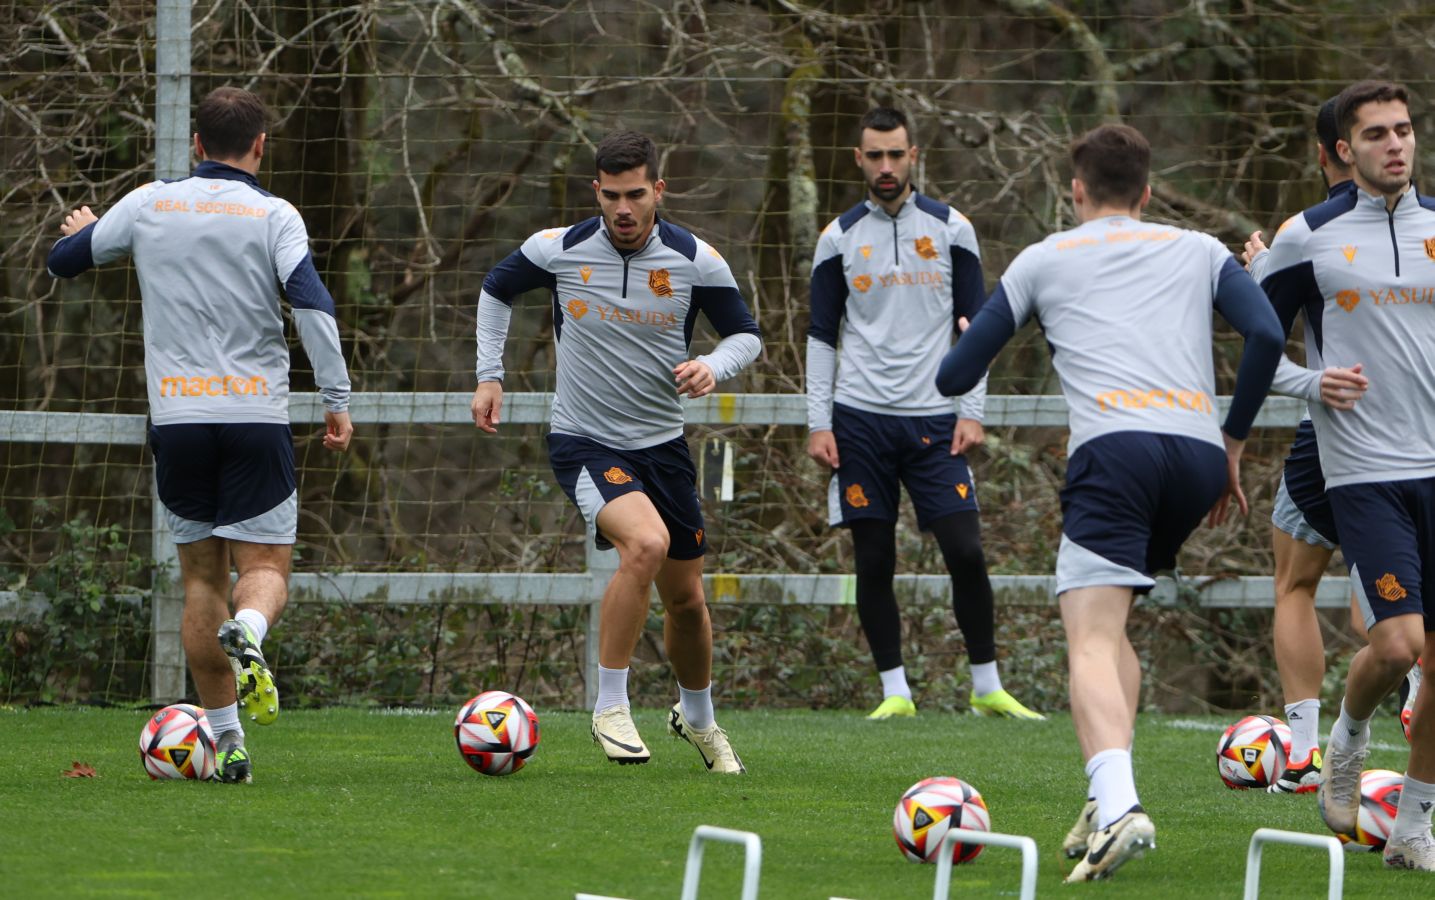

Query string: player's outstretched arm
935 288 1017 397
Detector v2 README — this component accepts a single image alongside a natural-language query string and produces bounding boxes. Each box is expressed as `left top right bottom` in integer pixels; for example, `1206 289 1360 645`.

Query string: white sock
1392 775 1435 840
235 608 269 647
1086 748 1140 830
205 702 242 740
595 665 630 714
878 666 911 700
1330 698 1370 753
970 661 1002 696
1284 698 1321 759
679 683 715 730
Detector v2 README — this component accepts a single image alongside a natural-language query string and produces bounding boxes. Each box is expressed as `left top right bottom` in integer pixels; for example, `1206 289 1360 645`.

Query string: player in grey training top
806 106 1041 722
472 131 761 774
1260 80 1435 870
938 124 1282 881
46 87 353 784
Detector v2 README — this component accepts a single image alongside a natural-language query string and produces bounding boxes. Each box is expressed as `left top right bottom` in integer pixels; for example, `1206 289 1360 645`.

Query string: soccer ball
1335 769 1403 851
1216 714 1292 790
139 704 216 781
893 776 991 864
454 691 539 776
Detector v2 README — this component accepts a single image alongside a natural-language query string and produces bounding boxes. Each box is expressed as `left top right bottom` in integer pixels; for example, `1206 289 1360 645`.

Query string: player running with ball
937 124 1283 881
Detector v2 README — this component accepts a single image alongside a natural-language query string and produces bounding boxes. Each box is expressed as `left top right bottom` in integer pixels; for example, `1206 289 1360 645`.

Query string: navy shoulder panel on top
656 218 698 261
562 217 602 250
1302 187 1358 232
913 193 951 223
1418 191 1435 213
837 202 870 232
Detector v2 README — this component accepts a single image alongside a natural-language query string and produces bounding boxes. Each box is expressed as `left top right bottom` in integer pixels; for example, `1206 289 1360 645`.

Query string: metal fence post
149 0 191 703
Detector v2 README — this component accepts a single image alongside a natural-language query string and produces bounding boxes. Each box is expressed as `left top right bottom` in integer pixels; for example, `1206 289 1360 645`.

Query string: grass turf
0 705 1421 898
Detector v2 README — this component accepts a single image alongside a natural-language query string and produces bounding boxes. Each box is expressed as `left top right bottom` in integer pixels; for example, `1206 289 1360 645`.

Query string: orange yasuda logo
567 299 589 319
603 467 632 485
845 484 870 508
648 268 673 297
852 274 873 293
955 483 969 499
1375 573 1407 602
1335 290 1360 312
579 266 593 283
915 236 939 260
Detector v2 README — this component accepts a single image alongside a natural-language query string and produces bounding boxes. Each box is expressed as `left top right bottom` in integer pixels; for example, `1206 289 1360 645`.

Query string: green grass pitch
0 705 1421 898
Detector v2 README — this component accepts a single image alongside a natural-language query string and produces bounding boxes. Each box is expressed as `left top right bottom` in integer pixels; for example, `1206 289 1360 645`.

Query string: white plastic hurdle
1243 828 1344 899
682 825 764 900
932 828 1038 900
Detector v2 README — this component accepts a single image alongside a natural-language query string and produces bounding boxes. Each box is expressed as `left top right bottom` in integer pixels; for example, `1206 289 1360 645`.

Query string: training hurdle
1243 828 1343 899
933 828 1038 900
578 824 762 900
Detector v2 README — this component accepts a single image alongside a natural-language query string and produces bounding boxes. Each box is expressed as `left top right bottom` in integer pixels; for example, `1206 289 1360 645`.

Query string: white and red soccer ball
1217 714 1292 790
454 691 539 776
893 776 991 864
1335 769 1403 851
139 703 216 780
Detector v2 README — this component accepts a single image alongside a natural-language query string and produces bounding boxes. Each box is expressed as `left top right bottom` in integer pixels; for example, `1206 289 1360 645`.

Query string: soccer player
805 107 1042 722
472 131 761 774
936 124 1283 881
1260 80 1435 870
46 87 354 783
1242 95 1367 793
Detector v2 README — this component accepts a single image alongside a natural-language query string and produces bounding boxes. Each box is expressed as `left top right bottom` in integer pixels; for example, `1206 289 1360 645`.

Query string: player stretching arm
47 87 354 784
471 131 761 774
805 106 1041 722
937 124 1282 881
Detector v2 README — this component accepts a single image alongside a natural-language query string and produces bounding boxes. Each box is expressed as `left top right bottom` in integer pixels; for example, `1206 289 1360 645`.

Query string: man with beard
1261 80 1435 871
806 107 1042 721
472 131 761 774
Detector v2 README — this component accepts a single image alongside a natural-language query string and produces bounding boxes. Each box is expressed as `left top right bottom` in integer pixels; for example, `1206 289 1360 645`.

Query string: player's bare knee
664 589 708 626
619 531 669 575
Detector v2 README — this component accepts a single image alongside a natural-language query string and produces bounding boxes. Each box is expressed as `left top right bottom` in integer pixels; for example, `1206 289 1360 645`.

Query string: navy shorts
1274 419 1338 546
1057 431 1226 595
827 402 979 530
1328 477 1435 631
546 432 705 560
148 423 297 544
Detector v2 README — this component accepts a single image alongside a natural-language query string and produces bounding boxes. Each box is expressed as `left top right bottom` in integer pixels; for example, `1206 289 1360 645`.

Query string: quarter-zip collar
863 190 917 221
193 159 261 187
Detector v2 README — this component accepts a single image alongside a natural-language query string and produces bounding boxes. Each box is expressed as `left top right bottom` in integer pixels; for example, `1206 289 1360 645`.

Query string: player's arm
46 183 153 277
948 215 988 452
473 237 558 432
681 245 762 399
936 243 1043 399
1207 255 1284 523
273 204 353 452
806 223 846 467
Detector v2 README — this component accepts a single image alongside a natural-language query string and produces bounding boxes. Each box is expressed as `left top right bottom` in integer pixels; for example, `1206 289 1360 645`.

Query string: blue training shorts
149 422 297 544
1329 477 1435 632
1057 431 1226 595
547 432 706 560
827 402 979 530
1271 419 1338 547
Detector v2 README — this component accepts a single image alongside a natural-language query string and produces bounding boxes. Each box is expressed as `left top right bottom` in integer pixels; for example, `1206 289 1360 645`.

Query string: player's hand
1319 363 1367 411
951 418 984 456
674 359 715 398
807 430 840 469
1208 431 1248 526
61 206 98 236
956 315 971 334
323 410 353 452
472 381 504 433
1241 230 1267 269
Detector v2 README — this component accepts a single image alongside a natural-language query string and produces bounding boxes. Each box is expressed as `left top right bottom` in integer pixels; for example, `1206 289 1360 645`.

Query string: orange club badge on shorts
845 484 870 508
1376 573 1407 602
603 467 633 485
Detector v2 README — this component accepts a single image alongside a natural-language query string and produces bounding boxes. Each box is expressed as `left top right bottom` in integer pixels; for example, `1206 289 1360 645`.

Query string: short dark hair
1315 95 1343 164
196 87 269 160
859 107 913 145
595 131 659 181
1070 124 1150 207
1335 80 1410 143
